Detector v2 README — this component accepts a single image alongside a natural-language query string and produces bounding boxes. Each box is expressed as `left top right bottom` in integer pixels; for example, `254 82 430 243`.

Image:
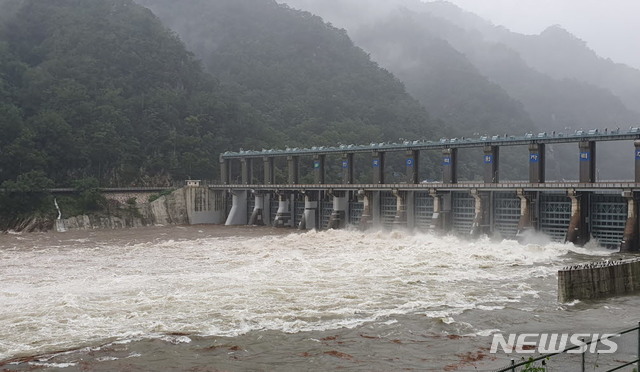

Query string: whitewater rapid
0 227 614 362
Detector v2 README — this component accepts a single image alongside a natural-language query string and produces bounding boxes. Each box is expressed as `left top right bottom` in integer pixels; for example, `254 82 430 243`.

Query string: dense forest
0 0 264 188
2 0 639 224
0 0 445 221
136 0 448 179
0 0 447 187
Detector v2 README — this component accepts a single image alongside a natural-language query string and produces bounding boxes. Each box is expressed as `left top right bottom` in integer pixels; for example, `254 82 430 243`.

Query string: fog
279 0 640 180
443 0 640 70
281 0 640 70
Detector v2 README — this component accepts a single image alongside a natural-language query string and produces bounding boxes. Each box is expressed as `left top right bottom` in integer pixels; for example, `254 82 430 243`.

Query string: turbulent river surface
1 225 639 371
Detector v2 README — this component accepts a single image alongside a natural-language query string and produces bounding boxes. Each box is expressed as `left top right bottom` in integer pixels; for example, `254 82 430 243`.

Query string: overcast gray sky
438 0 640 69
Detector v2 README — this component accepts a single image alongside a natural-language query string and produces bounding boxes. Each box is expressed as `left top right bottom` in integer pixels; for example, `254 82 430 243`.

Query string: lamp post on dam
214 129 640 252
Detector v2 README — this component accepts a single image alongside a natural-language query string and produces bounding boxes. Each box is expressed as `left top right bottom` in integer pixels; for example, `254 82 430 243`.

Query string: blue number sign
530 154 539 163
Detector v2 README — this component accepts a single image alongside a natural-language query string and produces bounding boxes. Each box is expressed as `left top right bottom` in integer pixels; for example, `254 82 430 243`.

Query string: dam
208 129 640 252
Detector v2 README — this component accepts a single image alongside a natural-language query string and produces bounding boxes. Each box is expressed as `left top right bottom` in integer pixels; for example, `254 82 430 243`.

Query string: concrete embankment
558 258 640 302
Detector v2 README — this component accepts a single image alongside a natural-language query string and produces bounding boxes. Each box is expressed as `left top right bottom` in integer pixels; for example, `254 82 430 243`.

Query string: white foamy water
0 227 613 361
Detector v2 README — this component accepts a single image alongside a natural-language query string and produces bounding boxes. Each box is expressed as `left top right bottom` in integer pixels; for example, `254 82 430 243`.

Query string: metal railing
209 181 640 192
220 128 640 159
495 322 640 372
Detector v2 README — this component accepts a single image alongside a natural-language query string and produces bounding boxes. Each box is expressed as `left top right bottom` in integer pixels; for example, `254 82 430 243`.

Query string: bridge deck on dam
209 182 640 192
220 128 640 159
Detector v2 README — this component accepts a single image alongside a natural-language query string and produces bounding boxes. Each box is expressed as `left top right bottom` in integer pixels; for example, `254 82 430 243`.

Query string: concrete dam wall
558 259 640 302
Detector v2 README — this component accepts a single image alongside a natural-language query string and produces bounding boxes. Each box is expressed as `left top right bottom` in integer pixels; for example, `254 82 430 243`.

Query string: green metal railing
495 322 640 372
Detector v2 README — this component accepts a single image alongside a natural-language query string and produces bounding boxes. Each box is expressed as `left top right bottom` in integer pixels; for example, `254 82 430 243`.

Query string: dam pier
211 129 640 252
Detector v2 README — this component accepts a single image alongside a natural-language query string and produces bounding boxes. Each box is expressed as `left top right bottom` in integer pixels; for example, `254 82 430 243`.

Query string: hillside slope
137 0 443 148
0 0 447 188
281 0 640 179
0 0 277 186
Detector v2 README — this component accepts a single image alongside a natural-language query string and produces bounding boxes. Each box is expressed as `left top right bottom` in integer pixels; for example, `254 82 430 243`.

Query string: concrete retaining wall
558 259 640 302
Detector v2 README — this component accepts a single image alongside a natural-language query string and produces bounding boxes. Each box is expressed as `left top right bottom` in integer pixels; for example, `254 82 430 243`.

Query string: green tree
0 170 54 216
72 177 105 213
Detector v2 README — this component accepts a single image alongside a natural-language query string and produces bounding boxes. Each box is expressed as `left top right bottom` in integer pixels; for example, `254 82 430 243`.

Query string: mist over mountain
136 0 453 181
136 0 443 147
281 0 640 179
422 2 640 115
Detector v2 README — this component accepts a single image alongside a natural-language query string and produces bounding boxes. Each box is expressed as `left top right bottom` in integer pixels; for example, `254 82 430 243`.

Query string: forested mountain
0 0 275 187
0 0 444 191
353 11 535 137
410 2 640 130
2 0 638 216
421 2 640 114
136 0 442 148
281 0 640 179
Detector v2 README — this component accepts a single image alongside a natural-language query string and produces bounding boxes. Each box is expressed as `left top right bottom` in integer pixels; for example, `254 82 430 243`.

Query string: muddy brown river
1 225 638 371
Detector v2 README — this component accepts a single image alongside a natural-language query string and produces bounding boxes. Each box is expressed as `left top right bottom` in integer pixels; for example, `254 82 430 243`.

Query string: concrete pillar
313 154 325 184
299 193 318 230
566 189 590 246
528 143 545 183
393 190 407 227
263 193 272 226
405 150 419 184
442 148 457 184
287 156 299 185
429 190 446 232
470 189 489 237
579 141 596 183
220 157 231 185
328 191 349 229
371 191 382 225
516 189 533 237
635 140 640 183
342 153 354 184
621 190 639 252
225 190 248 226
359 190 373 229
406 191 416 229
263 157 275 185
273 193 292 228
483 146 499 183
241 158 253 185
372 152 385 184
248 193 265 226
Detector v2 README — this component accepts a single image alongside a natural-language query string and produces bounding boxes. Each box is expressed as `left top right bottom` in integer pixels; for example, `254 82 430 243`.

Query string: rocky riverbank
1 187 216 233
